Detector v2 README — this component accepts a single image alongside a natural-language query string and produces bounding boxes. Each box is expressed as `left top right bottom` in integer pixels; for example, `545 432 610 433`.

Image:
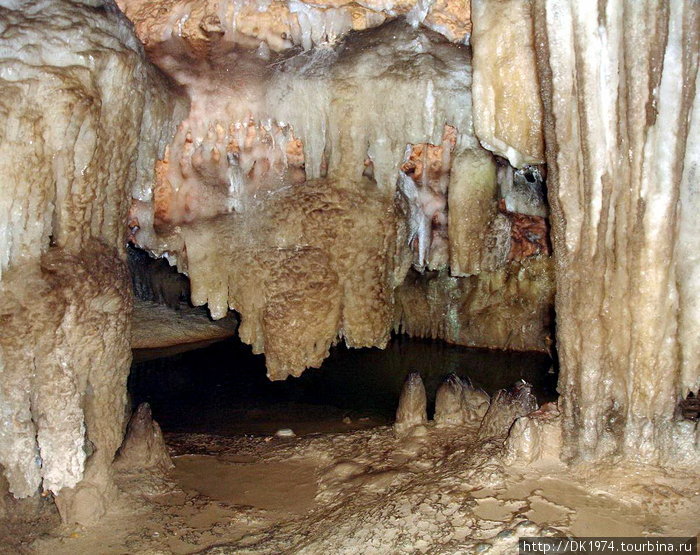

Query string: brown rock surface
116 0 471 55
395 257 554 353
114 403 173 472
131 301 238 350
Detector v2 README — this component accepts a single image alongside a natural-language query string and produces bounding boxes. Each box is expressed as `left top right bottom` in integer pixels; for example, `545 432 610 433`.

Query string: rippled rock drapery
394 257 554 352
127 16 558 376
0 0 184 523
471 0 544 168
116 0 471 54
530 0 700 464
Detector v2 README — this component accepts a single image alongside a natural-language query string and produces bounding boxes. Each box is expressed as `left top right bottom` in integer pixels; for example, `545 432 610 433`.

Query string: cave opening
129 334 558 437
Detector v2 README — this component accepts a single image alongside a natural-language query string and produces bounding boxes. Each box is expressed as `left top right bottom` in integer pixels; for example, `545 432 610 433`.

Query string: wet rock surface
21 421 700 554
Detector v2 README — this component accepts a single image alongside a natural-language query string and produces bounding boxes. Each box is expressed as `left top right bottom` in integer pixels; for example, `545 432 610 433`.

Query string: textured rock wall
0 244 132 523
394 257 554 352
471 0 544 168
531 0 699 464
116 0 471 54
0 0 184 522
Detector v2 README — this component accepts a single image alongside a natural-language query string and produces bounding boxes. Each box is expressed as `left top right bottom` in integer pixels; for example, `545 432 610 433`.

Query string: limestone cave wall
4 0 696 530
468 0 699 466
0 0 184 523
127 13 555 378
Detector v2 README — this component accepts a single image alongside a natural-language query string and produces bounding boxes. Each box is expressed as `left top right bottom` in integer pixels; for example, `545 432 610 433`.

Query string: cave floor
24 425 700 554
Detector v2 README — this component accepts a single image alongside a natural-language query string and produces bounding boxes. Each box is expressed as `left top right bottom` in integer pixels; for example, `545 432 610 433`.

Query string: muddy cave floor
16 419 700 554
5 336 699 554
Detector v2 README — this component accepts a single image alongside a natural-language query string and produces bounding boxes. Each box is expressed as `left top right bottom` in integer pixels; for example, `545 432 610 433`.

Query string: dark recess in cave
129 335 557 436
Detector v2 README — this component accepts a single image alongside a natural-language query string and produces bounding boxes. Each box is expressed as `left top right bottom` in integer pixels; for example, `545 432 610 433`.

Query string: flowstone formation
531 0 700 465
116 0 472 54
0 0 183 524
130 17 556 377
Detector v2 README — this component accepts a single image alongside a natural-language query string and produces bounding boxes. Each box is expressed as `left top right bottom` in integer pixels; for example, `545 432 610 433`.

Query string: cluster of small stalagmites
395 372 525 437
478 380 538 440
434 373 491 427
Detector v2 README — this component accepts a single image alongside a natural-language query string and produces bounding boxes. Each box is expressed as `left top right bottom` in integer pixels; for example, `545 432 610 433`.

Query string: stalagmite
531 0 700 465
113 403 173 472
462 381 491 425
503 402 562 466
394 372 428 435
434 374 490 426
478 381 538 440
434 374 466 426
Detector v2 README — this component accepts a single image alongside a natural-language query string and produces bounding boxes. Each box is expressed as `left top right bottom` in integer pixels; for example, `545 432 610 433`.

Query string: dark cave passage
129 335 557 437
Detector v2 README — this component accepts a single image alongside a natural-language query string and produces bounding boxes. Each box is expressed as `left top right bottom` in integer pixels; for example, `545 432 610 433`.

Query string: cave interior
0 0 698 552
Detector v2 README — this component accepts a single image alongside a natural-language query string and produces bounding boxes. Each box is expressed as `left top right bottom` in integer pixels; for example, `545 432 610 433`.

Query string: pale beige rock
1 243 133 525
0 0 183 524
471 0 544 167
434 374 466 426
394 372 428 435
395 257 554 352
447 148 507 276
462 382 491 425
116 0 471 54
434 374 490 427
150 178 410 379
533 0 700 465
503 403 562 465
114 403 173 472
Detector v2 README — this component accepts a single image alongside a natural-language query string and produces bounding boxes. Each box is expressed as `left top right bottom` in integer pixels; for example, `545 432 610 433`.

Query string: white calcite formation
470 0 544 168
0 0 183 524
530 0 700 465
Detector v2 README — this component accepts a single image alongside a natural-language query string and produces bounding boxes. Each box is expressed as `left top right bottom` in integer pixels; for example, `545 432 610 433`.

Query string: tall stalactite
532 0 699 464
